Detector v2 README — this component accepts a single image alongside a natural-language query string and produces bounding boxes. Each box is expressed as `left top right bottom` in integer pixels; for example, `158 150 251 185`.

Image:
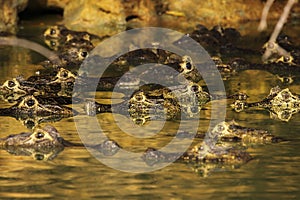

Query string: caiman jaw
0 132 31 147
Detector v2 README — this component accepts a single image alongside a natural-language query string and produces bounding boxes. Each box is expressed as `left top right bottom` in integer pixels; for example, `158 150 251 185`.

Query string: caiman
0 125 120 160
231 86 300 121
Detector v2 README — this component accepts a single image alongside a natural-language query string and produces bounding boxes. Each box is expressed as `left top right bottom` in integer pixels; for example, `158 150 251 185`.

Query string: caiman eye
190 106 198 113
217 125 225 132
191 85 199 92
185 62 192 70
25 120 35 128
61 71 68 78
133 93 145 102
35 132 45 139
135 95 143 101
283 77 289 83
50 28 56 35
80 51 88 58
8 80 16 88
134 118 146 125
26 99 36 107
50 41 56 47
67 82 74 87
283 77 291 83
35 154 45 160
283 56 291 62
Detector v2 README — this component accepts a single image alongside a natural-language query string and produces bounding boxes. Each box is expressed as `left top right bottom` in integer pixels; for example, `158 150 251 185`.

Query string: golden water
0 15 299 199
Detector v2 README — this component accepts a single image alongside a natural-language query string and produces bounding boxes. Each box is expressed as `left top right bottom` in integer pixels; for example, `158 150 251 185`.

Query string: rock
159 0 287 32
63 0 127 37
42 0 299 37
122 0 158 28
46 0 70 9
0 0 28 34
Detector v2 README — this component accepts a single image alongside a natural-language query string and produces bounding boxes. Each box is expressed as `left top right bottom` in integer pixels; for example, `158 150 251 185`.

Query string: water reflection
0 125 121 161
2 119 284 181
231 86 300 121
0 18 300 199
1 142 299 199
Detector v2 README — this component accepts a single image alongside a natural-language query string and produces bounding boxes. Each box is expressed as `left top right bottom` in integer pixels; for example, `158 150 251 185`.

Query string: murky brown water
0 15 300 199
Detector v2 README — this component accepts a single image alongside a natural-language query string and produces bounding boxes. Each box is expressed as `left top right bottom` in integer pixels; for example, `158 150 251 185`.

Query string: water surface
0 15 300 199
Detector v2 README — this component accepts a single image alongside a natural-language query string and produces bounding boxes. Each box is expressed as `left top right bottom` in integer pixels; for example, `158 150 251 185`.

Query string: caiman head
0 95 76 117
207 120 283 145
43 25 66 39
0 78 42 102
48 68 76 97
0 125 67 160
59 46 90 67
0 78 25 95
49 68 76 84
0 78 34 102
0 125 65 148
